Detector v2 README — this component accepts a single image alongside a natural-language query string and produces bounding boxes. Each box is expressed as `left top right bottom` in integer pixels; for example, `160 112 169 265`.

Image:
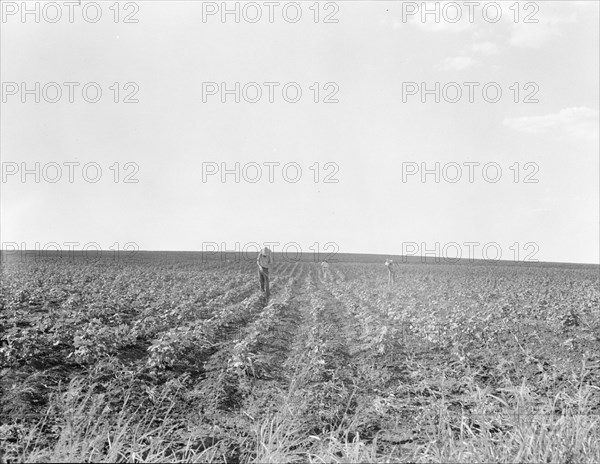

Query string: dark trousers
388 270 395 286
258 266 270 299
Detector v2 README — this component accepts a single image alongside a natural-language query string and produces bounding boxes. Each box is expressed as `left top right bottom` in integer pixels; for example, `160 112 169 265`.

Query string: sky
1 0 599 264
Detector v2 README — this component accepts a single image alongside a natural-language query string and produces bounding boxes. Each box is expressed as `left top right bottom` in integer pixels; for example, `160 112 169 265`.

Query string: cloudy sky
1 1 599 263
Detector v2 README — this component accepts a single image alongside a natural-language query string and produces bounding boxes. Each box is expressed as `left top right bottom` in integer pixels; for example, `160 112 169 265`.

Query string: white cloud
438 56 478 70
503 107 599 140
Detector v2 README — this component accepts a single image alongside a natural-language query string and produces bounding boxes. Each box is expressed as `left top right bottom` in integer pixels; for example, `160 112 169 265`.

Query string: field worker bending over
257 247 272 300
385 259 395 287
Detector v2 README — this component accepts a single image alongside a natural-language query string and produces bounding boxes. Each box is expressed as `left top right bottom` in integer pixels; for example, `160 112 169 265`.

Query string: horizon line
2 249 598 267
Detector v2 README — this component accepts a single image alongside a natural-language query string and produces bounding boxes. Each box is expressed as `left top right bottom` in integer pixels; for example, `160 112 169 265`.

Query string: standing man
385 259 395 287
321 260 330 280
257 247 272 300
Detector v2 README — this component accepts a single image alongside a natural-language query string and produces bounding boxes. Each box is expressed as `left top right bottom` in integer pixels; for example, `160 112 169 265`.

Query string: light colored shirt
257 251 272 268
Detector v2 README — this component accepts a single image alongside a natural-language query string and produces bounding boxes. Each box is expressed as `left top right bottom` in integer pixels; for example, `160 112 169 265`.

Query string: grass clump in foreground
3 373 598 463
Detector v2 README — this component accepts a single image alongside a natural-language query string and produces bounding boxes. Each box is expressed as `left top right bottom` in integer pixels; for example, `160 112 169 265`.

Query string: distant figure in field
321 260 330 280
385 259 395 287
257 247 272 300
